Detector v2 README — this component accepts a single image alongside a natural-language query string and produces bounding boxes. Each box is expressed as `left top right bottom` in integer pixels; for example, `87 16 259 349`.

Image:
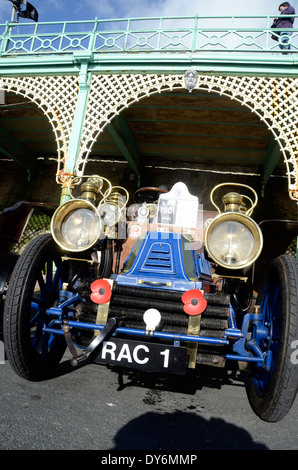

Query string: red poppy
90 279 112 304
181 289 207 316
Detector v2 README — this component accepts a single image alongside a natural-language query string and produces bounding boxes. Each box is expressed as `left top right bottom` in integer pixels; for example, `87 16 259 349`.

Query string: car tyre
245 255 298 422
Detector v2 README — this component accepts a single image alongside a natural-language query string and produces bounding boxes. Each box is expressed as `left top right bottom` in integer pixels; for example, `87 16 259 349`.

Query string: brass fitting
81 178 102 201
223 192 243 212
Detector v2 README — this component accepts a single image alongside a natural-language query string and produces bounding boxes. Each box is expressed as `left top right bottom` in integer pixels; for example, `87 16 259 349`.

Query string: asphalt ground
0 349 297 454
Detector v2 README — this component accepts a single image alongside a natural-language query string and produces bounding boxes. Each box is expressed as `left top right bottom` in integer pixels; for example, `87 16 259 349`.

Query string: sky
0 0 297 24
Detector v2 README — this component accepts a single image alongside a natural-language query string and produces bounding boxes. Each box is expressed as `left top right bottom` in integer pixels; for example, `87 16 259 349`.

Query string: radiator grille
108 285 230 364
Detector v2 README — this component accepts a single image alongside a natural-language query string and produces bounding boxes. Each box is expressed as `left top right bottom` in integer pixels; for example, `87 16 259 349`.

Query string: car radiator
108 285 230 365
74 283 230 366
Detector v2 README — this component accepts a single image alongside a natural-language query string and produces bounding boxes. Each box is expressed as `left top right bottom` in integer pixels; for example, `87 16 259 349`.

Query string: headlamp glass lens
61 208 100 250
208 221 255 267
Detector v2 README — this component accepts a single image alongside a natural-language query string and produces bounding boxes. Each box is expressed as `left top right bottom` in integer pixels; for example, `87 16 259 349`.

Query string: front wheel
246 255 298 422
3 234 69 380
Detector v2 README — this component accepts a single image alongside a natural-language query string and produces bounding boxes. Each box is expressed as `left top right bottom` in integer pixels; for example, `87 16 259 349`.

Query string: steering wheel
133 186 168 203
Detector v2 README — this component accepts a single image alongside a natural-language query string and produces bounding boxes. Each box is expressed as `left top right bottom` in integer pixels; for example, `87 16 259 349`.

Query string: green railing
0 15 297 56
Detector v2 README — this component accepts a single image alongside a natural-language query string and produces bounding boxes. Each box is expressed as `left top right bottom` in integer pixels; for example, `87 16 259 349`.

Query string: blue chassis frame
43 299 272 370
39 231 273 372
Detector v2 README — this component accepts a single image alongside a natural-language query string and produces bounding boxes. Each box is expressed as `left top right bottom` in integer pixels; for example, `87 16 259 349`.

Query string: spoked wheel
246 255 298 422
4 233 114 381
4 232 115 381
3 234 70 380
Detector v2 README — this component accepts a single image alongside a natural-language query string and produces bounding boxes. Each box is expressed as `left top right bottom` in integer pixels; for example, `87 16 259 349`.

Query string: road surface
0 351 297 451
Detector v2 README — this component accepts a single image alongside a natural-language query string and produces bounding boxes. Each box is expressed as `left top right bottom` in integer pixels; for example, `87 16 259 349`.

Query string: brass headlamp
51 177 104 252
51 177 128 252
205 183 263 270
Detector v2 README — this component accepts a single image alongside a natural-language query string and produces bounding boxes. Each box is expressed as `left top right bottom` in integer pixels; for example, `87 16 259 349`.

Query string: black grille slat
107 284 231 364
204 293 230 306
113 285 183 301
111 293 184 313
109 306 189 327
200 318 228 330
202 305 230 317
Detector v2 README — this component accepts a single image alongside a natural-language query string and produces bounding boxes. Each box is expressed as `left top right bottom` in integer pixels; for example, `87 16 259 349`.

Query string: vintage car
2 176 298 422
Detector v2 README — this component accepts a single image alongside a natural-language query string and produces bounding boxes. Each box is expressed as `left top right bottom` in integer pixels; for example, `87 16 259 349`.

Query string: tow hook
63 317 119 367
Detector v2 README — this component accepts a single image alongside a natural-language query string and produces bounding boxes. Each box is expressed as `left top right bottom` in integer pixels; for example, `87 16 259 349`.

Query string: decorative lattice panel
0 75 79 176
78 73 298 200
1 73 298 200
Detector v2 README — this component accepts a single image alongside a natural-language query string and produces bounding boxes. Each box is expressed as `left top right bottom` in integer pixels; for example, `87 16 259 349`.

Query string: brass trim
94 279 114 336
61 256 95 264
187 313 201 369
212 274 248 282
210 182 258 216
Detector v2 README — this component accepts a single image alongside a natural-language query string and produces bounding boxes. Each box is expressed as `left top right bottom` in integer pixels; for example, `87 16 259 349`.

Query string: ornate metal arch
78 73 298 201
1 73 298 201
0 75 79 171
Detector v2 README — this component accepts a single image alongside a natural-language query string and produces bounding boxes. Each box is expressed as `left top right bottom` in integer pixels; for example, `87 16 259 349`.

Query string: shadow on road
109 365 268 450
112 410 268 450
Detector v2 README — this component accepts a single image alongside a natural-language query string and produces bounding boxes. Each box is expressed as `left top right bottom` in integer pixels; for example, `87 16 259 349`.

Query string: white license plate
95 338 187 375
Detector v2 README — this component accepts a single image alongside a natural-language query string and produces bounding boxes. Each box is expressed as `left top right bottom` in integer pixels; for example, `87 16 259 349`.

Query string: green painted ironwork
0 15 297 55
63 58 91 175
107 114 143 186
107 122 142 187
0 16 298 76
1 15 298 204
